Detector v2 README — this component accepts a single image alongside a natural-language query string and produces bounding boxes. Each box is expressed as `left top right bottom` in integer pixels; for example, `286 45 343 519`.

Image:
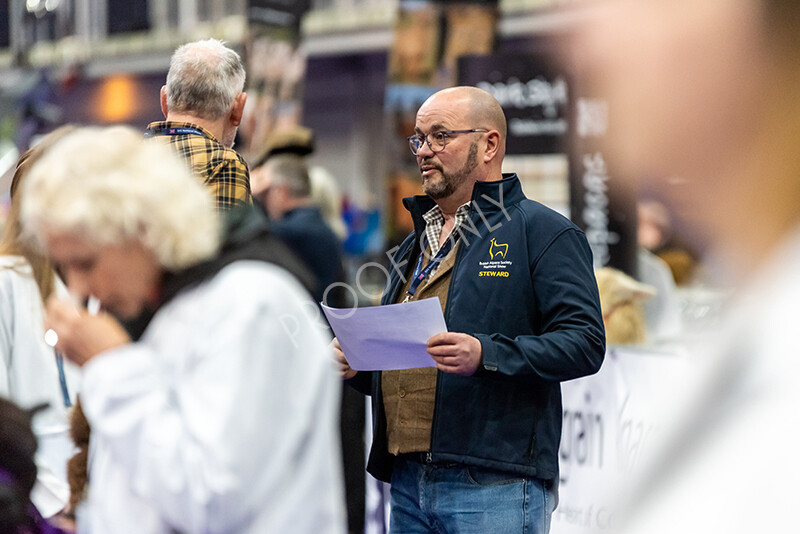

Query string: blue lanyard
144 127 206 138
406 236 456 298
54 353 71 408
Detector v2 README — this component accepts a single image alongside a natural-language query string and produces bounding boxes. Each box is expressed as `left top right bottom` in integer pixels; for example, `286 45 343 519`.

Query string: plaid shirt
422 202 471 256
145 121 251 211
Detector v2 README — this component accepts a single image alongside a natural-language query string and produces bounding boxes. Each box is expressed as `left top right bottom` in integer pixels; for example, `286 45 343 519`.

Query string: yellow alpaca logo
489 238 509 260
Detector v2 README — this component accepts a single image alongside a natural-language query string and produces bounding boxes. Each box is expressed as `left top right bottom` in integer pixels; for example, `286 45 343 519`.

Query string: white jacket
77 261 346 534
0 255 80 517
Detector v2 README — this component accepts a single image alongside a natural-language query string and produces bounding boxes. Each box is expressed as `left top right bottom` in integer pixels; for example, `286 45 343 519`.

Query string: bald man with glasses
334 86 605 533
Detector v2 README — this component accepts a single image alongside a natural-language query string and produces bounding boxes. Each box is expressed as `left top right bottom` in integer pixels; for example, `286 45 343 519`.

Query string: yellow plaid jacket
145 121 251 211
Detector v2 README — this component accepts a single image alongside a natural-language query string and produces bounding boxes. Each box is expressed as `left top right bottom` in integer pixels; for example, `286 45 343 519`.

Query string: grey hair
20 126 221 271
165 38 246 121
265 154 311 198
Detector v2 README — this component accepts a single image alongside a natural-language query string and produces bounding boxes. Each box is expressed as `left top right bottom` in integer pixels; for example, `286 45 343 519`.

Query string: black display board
458 52 637 274
248 0 311 32
457 53 569 156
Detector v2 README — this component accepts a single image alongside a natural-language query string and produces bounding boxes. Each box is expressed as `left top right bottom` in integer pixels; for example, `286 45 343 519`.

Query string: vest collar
403 173 524 239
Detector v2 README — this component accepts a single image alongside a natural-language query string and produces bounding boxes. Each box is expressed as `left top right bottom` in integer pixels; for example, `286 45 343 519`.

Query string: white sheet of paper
322 297 447 371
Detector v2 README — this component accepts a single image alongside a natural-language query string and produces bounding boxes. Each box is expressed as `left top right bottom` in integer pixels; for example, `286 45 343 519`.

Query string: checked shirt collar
422 201 472 256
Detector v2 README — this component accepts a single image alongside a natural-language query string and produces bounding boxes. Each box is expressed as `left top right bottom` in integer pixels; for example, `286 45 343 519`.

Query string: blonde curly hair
20 125 220 271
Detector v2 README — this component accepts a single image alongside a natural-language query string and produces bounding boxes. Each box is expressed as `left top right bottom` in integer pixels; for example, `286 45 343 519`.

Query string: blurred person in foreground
252 146 364 534
19 126 345 533
575 0 800 532
145 38 251 211
334 86 605 533
1 126 80 521
0 398 71 534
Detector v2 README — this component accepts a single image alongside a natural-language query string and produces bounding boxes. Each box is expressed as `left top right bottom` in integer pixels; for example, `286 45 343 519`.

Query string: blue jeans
389 456 556 534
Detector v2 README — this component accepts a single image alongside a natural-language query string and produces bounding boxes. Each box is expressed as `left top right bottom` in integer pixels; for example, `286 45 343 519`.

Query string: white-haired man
145 38 251 210
21 126 345 533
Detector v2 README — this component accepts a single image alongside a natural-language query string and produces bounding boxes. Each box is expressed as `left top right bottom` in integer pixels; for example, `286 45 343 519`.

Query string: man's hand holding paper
426 332 483 376
323 297 452 372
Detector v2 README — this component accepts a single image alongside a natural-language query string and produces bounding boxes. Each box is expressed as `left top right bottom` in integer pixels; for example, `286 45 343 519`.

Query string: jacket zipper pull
426 452 433 464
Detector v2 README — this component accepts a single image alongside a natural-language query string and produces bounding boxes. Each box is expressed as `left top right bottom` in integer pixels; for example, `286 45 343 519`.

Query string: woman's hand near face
45 297 132 366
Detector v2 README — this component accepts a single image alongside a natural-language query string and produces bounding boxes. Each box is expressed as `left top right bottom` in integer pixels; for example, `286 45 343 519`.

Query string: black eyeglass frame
407 129 489 155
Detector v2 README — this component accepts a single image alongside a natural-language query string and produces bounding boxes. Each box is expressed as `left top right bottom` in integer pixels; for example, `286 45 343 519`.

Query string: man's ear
483 130 502 163
160 86 169 119
230 92 247 126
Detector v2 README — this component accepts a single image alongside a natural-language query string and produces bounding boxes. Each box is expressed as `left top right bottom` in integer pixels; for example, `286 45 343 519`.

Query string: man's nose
416 138 435 158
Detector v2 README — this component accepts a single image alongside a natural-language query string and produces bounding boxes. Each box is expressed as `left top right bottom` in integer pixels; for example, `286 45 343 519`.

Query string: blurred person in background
575 0 800 531
0 398 72 534
636 245 682 345
251 153 344 304
1 126 80 522
145 38 251 211
20 126 345 534
250 125 348 240
637 200 698 286
310 166 348 242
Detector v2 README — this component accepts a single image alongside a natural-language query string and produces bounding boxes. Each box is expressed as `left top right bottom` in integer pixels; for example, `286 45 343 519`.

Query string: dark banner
458 52 636 274
247 0 311 33
457 53 569 155
568 87 637 275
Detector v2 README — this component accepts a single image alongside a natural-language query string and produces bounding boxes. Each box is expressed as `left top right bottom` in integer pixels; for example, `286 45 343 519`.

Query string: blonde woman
21 126 345 534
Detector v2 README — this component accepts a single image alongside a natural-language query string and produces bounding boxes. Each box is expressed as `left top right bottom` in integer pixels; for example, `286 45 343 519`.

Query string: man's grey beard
423 142 479 199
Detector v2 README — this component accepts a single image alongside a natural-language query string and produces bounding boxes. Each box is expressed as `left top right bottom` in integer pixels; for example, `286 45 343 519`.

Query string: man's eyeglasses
407 129 488 156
